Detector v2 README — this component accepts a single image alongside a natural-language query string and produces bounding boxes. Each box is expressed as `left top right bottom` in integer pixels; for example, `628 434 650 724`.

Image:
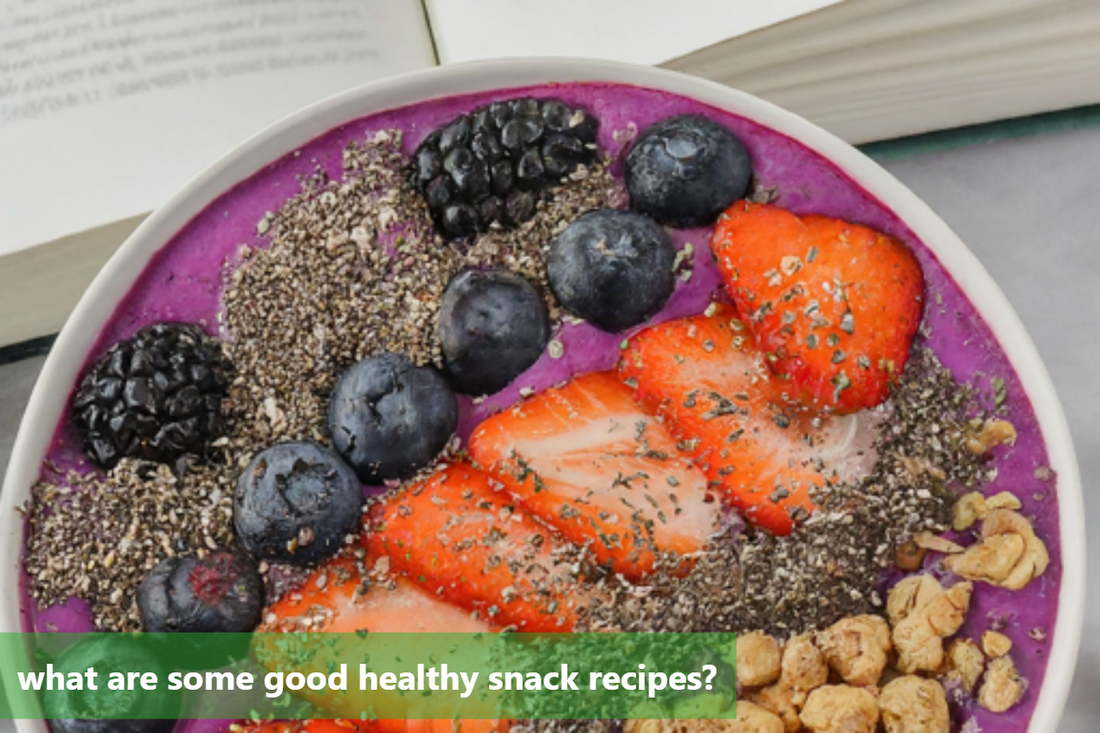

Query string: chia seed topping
24 130 625 631
579 347 992 638
24 460 236 631
222 130 624 455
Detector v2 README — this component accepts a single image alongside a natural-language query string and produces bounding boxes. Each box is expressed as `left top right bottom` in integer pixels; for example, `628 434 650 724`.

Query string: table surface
1 122 1097 731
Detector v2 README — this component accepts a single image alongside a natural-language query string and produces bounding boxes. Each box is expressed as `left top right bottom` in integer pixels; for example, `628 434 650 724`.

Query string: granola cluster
627 502 1049 733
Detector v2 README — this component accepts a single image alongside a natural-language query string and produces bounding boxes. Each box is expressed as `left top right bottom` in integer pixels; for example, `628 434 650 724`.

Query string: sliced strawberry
468 371 720 579
365 463 584 632
259 557 493 635
619 305 882 535
711 201 923 413
256 557 505 730
406 720 508 733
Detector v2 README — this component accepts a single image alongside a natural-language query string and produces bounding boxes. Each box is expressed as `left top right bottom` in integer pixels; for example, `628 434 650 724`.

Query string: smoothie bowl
0 60 1085 733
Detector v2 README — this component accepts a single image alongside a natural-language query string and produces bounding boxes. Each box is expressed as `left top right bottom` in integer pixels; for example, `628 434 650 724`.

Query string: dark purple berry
442 203 478 237
438 269 550 396
414 147 442 187
234 442 362 566
138 551 263 668
505 191 536 224
490 159 515 197
478 196 505 224
515 148 545 189
547 209 676 332
328 353 457 484
412 98 599 238
43 636 178 731
425 175 454 210
543 134 587 178
71 323 231 470
438 117 470 154
139 552 263 634
625 114 752 227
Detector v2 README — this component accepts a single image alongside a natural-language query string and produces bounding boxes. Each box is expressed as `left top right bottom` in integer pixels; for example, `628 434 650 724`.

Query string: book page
426 0 842 66
0 0 435 257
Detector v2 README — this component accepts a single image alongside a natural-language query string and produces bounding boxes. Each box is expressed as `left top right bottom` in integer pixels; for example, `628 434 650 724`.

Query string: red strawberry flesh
711 201 923 413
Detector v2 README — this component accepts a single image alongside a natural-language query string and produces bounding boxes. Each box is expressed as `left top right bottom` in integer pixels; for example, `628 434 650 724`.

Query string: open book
2 0 1096 347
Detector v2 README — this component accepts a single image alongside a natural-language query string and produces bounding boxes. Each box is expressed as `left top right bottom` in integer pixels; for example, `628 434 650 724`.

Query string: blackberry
413 97 599 238
71 322 232 470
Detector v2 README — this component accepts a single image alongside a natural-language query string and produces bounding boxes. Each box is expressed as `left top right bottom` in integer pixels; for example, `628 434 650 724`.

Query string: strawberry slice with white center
469 371 720 579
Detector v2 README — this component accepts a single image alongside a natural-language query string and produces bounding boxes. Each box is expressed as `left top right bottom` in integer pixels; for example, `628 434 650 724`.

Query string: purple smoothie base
21 82 1061 732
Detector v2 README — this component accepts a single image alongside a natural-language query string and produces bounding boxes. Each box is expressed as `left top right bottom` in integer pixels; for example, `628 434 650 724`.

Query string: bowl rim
0 58 1085 733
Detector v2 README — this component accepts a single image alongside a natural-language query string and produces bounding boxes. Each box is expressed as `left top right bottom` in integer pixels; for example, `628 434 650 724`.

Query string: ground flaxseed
24 459 236 631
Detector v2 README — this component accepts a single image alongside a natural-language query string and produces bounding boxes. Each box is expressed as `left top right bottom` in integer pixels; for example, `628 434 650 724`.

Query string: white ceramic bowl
1 59 1085 733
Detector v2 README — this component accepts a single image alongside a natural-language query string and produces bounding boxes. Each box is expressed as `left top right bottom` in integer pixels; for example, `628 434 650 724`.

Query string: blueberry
547 210 676 332
138 551 262 668
43 636 179 731
234 441 362 565
50 721 175 733
625 114 751 227
328 354 457 484
438 269 551 396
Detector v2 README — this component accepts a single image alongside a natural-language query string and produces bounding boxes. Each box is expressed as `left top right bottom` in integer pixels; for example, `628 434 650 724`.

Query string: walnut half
888 574 973 673
953 490 1022 531
978 655 1027 713
942 638 985 692
945 509 1049 590
731 701 786 733
779 633 830 700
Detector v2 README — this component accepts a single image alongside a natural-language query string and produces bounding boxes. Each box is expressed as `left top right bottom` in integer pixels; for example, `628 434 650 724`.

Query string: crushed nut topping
952 490 1022 531
25 460 236 631
942 638 985 692
912 530 964 554
964 419 1017 455
945 509 1049 589
754 681 803 733
981 630 1013 658
780 633 831 701
889 574 972 673
978 655 1027 713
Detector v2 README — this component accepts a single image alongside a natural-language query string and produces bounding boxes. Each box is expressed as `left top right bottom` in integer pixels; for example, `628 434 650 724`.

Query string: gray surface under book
0 123 1097 731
